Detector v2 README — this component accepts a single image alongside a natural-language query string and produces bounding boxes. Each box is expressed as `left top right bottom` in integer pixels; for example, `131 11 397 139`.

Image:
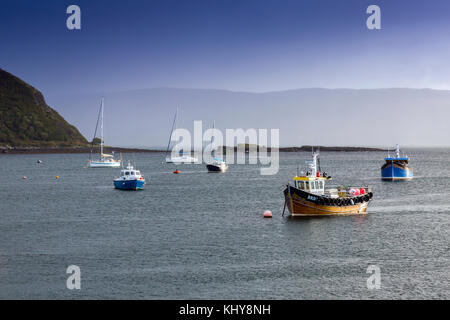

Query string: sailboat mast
100 97 104 158
212 120 215 157
165 108 178 158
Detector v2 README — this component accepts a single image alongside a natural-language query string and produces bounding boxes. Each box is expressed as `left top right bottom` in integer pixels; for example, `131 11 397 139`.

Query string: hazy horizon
43 87 450 148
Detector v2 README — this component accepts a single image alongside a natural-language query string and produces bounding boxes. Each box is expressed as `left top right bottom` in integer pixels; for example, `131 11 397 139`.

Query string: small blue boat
114 163 145 190
381 145 413 181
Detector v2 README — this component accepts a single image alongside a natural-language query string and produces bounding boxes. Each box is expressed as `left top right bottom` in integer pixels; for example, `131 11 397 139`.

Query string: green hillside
0 68 88 147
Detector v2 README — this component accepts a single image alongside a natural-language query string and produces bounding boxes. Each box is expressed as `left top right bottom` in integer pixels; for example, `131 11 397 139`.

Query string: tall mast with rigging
100 97 104 159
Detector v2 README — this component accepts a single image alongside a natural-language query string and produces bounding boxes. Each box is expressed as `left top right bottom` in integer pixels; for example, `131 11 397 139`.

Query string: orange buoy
263 210 272 218
173 170 180 174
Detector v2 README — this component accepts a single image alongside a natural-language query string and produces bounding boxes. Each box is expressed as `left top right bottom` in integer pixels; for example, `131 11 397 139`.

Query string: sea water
0 150 448 299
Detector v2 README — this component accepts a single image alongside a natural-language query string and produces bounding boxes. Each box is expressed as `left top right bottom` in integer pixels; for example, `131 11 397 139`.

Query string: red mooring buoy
263 210 272 218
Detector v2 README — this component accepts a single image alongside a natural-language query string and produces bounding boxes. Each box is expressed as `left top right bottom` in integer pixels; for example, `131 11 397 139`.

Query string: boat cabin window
125 171 130 175
131 171 135 175
305 181 309 190
136 171 140 175
319 181 324 189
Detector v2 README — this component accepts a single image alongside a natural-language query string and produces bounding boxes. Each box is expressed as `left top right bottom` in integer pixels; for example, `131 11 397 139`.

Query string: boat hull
89 161 121 168
165 156 198 163
206 164 228 172
114 179 145 190
283 185 371 216
381 164 413 181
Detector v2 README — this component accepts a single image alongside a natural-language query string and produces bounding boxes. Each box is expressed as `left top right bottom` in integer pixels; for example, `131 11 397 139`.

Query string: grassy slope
0 68 88 147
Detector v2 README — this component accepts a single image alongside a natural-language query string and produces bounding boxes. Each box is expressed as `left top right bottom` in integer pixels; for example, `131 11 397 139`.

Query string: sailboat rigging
88 97 121 168
165 108 198 163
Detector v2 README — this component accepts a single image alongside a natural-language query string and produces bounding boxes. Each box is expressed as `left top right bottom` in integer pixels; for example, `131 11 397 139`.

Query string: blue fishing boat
381 145 413 181
114 162 145 190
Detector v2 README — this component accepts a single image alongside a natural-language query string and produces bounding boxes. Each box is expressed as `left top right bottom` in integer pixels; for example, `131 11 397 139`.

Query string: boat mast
100 97 104 159
165 108 178 158
212 120 215 157
90 98 103 160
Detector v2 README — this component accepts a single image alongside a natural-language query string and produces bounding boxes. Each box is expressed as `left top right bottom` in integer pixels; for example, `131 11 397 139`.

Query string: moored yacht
206 121 228 172
165 108 198 163
88 97 121 168
206 157 228 172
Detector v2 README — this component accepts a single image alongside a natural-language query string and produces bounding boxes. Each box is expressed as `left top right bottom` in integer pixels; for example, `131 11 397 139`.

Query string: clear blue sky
2 0 450 95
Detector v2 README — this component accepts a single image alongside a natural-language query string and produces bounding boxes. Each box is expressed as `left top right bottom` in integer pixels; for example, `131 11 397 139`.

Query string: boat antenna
317 153 321 173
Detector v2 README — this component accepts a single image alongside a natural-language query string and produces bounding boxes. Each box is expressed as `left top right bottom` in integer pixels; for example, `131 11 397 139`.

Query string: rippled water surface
0 150 449 299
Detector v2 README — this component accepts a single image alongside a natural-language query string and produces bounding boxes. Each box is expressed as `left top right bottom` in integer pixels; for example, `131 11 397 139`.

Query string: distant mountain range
4 66 450 149
46 86 450 148
0 68 87 147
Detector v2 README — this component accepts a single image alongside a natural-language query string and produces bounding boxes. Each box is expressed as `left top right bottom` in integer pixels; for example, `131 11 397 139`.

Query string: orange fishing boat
283 151 373 216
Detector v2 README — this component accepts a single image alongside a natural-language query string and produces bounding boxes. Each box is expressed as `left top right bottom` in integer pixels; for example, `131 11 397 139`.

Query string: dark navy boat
114 162 145 190
381 145 413 181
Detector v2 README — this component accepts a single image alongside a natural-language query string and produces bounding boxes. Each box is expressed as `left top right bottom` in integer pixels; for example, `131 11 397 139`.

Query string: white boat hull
165 156 198 163
89 160 121 168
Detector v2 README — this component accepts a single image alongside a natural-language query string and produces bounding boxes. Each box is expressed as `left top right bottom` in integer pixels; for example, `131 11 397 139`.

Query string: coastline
0 146 165 154
1 145 384 155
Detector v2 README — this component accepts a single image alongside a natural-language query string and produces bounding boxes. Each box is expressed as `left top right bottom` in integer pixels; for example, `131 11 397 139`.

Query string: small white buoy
37 160 42 164
263 210 272 218
22 176 27 180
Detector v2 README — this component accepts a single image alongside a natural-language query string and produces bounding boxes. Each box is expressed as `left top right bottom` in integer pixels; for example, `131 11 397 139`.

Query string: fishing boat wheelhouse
283 152 373 216
381 144 413 181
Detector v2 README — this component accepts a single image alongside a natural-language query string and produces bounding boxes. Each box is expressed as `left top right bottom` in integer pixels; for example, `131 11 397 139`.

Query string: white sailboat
88 97 121 168
165 108 198 163
206 121 228 172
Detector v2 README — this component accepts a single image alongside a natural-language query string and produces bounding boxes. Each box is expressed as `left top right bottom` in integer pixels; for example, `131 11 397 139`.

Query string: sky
2 0 450 147
2 0 450 95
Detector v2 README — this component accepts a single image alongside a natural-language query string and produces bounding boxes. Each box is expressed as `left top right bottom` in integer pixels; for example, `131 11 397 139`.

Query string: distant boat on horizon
381 144 413 181
164 108 198 164
88 97 121 168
